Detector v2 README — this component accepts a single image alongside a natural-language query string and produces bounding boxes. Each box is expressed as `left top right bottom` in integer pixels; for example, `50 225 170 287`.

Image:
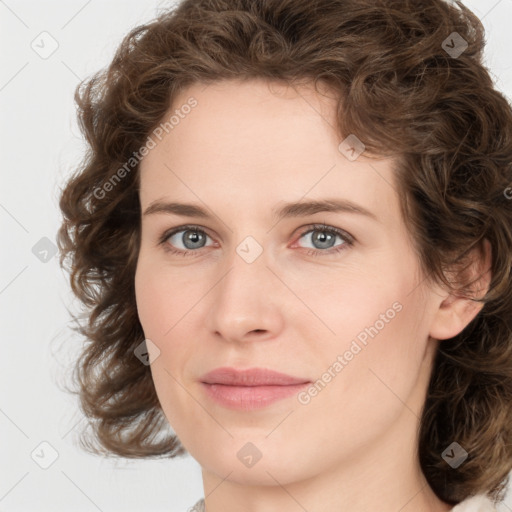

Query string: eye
159 225 214 256
294 224 354 256
158 223 354 257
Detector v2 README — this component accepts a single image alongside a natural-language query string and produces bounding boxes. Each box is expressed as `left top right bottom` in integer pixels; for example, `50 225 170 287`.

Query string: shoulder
451 494 498 512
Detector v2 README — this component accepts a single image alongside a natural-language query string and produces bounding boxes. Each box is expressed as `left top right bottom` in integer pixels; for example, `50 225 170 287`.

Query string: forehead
138 79 400 225
150 79 342 164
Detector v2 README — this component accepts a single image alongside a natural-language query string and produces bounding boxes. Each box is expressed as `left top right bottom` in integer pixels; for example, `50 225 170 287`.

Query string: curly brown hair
57 0 512 505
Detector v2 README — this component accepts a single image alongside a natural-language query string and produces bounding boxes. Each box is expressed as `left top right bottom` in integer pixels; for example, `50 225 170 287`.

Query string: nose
204 249 286 344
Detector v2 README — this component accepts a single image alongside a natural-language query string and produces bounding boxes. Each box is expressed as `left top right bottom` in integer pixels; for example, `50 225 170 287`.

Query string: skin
134 79 491 512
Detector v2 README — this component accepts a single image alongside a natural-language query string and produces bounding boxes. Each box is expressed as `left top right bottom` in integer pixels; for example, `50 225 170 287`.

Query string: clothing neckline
191 492 497 512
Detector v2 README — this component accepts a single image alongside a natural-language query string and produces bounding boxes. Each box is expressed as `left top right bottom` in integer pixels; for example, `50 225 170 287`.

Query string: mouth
200 367 311 410
200 366 310 386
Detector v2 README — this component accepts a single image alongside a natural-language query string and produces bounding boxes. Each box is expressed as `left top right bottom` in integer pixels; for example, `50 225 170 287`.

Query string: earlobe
428 239 492 341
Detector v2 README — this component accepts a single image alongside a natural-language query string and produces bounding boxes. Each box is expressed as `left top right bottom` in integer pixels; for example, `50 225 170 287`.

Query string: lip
200 367 309 386
200 367 311 410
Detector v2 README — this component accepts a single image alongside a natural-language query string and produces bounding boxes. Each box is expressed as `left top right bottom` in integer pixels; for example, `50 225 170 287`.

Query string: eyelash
158 223 354 258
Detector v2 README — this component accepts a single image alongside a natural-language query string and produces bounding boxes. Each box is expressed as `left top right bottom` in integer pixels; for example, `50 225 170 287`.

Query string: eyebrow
143 198 378 222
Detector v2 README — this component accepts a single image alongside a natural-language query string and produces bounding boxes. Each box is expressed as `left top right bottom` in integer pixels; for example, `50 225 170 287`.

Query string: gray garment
190 498 205 512
189 493 497 511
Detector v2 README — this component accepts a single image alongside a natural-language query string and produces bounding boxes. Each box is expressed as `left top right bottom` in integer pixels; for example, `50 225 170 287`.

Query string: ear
428 238 492 341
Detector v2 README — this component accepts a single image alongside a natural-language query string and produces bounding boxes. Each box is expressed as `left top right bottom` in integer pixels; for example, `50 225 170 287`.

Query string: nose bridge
206 234 283 340
218 235 271 311
217 220 272 291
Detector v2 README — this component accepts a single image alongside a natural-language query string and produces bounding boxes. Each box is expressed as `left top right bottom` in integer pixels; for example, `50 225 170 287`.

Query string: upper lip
200 367 310 386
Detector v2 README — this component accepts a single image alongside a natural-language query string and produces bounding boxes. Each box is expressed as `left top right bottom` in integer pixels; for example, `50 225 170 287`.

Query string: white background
1 0 511 511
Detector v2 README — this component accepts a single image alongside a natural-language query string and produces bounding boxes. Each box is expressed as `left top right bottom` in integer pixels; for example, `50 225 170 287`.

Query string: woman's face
135 79 447 488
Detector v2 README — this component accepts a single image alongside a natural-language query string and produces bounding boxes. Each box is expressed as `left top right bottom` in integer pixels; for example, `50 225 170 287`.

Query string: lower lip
201 382 310 410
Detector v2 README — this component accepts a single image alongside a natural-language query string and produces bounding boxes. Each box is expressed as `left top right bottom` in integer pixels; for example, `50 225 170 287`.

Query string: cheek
298 267 405 352
134 257 199 379
324 290 430 415
308 262 429 403
134 256 190 337
295 297 430 462
134 263 193 429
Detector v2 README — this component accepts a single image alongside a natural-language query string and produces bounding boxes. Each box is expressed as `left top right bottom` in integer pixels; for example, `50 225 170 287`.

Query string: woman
57 1 512 511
